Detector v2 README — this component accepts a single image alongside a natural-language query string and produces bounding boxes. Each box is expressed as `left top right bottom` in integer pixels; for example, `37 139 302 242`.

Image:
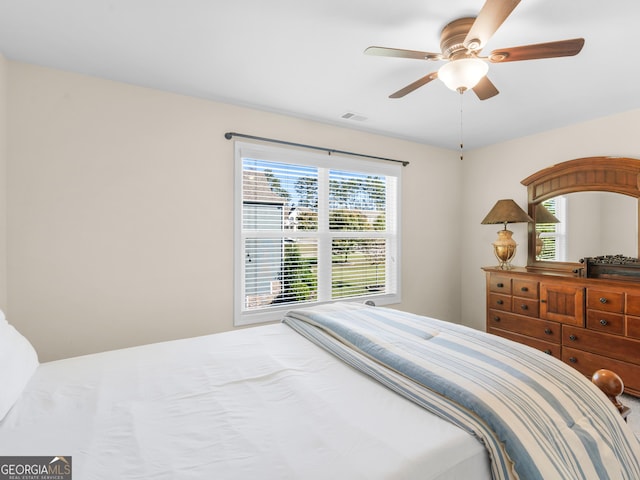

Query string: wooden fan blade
389 72 439 98
472 76 499 100
464 0 521 50
488 38 585 62
365 46 441 61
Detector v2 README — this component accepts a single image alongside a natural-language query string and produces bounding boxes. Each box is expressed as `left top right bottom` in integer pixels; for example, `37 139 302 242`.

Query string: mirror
534 192 638 262
521 156 640 271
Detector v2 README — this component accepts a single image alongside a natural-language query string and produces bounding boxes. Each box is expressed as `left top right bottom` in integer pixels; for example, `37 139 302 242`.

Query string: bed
1 303 639 479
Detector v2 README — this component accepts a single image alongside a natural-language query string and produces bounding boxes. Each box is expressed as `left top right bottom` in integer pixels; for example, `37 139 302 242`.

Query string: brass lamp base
493 229 517 270
535 231 544 258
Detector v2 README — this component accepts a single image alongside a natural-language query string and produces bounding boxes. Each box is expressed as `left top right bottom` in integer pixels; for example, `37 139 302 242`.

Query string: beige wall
6 61 462 361
7 58 639 362
460 109 640 331
0 54 7 310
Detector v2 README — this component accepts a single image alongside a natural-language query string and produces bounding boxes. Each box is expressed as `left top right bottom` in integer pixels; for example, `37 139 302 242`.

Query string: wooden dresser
483 266 640 397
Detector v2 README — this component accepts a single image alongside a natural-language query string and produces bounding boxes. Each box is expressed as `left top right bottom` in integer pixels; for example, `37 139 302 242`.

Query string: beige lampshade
535 204 560 224
481 199 533 227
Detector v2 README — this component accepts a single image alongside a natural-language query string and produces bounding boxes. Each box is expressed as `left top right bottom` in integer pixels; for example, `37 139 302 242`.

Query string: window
536 196 566 261
234 142 401 325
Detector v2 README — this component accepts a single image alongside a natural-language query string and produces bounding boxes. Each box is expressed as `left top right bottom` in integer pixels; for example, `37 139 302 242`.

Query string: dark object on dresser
581 255 640 281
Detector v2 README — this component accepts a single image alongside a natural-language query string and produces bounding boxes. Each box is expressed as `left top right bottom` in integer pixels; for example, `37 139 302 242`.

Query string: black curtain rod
224 132 409 167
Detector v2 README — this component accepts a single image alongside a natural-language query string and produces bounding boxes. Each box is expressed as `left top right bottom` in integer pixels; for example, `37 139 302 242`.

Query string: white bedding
0 323 491 480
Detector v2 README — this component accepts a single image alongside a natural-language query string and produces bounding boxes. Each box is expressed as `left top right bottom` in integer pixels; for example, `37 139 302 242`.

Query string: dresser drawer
627 316 640 340
489 327 560 358
563 325 640 364
511 297 539 317
489 275 512 294
488 309 559 342
488 293 511 312
562 347 640 397
586 288 624 313
512 279 539 299
586 310 624 335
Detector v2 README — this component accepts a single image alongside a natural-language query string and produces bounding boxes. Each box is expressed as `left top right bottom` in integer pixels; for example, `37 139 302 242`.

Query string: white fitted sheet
0 323 491 479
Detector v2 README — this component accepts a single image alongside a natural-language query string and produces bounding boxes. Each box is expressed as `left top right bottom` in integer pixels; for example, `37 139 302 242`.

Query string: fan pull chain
459 91 464 161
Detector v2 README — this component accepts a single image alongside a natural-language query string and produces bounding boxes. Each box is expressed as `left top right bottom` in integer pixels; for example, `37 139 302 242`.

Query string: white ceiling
0 0 639 150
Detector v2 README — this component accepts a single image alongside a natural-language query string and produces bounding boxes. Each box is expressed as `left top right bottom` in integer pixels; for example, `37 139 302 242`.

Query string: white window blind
234 142 401 326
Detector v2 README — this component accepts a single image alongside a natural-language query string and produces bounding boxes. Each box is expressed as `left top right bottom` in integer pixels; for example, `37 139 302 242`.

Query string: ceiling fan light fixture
438 58 489 92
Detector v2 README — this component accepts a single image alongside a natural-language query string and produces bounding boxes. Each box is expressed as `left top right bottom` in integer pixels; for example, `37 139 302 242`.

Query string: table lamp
481 199 533 269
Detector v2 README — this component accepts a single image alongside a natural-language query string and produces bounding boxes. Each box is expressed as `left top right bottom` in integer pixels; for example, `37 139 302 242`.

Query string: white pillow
0 310 39 420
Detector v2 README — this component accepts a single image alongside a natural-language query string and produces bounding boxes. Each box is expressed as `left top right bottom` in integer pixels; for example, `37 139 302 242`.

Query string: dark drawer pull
569 334 577 341
520 304 528 310
496 283 504 288
599 297 608 304
520 286 529 292
599 319 608 326
544 328 552 335
540 299 547 303
496 299 504 305
569 357 577 363
493 316 501 322
544 349 552 355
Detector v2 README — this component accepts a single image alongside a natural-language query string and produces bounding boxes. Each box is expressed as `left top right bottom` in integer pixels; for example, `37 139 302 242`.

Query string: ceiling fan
365 0 584 100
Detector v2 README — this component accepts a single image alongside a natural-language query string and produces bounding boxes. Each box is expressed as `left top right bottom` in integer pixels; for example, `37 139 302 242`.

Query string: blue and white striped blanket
283 303 640 480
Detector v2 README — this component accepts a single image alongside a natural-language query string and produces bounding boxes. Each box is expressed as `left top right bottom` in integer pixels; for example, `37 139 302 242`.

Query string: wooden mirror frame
521 156 640 272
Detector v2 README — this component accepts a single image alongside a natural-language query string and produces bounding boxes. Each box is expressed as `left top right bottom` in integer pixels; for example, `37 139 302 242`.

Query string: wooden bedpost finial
592 369 625 413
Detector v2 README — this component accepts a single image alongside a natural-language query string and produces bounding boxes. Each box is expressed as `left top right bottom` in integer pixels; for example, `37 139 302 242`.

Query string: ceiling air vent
341 112 368 122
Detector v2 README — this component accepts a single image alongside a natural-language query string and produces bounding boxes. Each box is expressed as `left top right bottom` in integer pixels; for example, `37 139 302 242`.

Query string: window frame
233 141 402 326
